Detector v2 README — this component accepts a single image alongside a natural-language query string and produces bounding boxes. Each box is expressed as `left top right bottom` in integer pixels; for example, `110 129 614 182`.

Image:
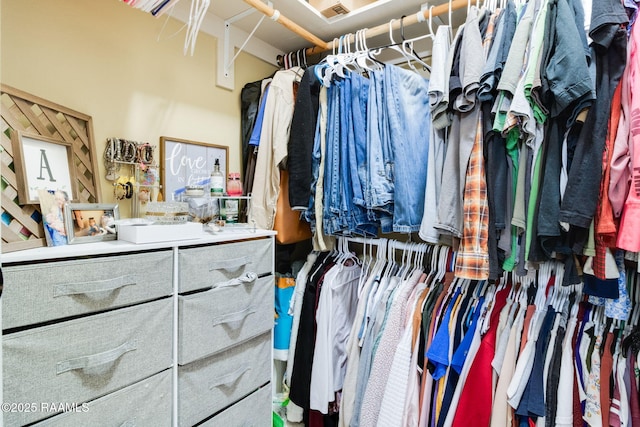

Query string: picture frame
159 136 228 202
64 203 119 245
11 131 78 205
39 189 70 247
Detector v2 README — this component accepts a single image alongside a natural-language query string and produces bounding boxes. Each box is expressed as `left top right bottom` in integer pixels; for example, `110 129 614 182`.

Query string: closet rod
344 236 384 246
241 0 470 56
241 0 330 49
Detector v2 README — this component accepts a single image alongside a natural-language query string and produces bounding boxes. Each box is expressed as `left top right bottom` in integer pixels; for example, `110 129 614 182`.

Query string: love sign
159 137 228 201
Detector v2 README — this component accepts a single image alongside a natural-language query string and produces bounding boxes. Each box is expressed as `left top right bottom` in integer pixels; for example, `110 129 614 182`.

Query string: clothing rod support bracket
217 1 272 90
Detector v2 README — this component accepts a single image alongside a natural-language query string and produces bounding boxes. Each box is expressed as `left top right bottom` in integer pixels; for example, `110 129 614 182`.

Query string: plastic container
210 158 224 197
222 172 242 223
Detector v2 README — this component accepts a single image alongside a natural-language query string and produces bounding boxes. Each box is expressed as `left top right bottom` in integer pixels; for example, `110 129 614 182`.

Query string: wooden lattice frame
1 84 102 253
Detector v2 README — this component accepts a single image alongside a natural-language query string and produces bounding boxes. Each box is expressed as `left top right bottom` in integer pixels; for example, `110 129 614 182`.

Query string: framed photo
39 189 70 247
11 131 78 205
160 136 228 202
64 203 119 245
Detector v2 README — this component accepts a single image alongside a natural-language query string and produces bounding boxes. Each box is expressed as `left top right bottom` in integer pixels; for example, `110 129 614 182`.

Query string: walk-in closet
1 0 639 426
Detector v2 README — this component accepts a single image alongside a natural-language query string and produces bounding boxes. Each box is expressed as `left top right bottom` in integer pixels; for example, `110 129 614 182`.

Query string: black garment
559 0 628 229
483 101 507 280
289 252 333 409
534 0 601 261
545 322 567 427
243 146 258 197
419 280 443 370
532 118 564 262
288 66 321 210
240 80 262 174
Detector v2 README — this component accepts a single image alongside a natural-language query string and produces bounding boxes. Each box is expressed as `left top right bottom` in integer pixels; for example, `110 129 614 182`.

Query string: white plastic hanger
368 19 420 72
354 29 384 71
184 0 210 56
400 6 435 72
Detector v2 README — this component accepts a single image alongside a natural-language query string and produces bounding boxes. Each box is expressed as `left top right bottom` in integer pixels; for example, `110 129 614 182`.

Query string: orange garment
519 305 536 354
598 82 622 242
594 83 622 278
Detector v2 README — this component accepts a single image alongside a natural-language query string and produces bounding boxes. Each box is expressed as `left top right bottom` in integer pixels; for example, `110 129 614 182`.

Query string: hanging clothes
256 0 640 424
249 66 303 230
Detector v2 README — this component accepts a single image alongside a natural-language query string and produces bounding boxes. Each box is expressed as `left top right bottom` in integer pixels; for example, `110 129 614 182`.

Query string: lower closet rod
345 236 427 253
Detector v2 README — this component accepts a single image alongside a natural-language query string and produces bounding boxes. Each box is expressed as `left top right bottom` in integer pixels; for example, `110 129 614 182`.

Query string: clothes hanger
325 36 349 80
368 18 418 72
152 0 182 17
409 243 424 278
418 243 427 273
295 49 302 68
394 241 407 280
400 8 434 72
337 33 361 74
288 51 295 69
314 38 339 86
337 236 358 268
398 15 431 72
437 245 449 282
429 245 440 279
354 28 385 71
184 0 210 56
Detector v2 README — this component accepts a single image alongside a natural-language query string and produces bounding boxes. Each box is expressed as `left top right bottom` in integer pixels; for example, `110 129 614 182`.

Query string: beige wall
1 0 276 215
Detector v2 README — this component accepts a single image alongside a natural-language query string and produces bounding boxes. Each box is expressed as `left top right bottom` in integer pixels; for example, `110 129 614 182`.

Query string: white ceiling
174 0 467 57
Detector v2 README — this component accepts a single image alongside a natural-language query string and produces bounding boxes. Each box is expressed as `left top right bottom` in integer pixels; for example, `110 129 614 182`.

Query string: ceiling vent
309 0 378 18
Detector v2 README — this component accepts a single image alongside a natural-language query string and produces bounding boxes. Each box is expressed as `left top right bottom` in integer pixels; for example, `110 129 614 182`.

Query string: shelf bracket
216 1 272 90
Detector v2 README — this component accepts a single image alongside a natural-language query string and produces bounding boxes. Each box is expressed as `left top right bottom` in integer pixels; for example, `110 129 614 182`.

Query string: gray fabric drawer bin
3 298 173 426
178 332 270 427
3 250 173 329
199 384 271 427
34 369 172 427
178 238 273 292
178 274 273 364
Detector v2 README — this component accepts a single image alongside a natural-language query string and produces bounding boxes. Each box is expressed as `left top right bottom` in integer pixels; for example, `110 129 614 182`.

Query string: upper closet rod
241 0 470 55
242 0 330 49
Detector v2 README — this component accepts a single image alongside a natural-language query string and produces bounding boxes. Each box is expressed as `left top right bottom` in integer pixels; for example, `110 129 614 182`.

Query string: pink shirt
617 21 640 251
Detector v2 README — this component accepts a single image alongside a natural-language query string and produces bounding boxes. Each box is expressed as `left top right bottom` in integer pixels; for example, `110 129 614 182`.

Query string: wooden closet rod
241 0 470 56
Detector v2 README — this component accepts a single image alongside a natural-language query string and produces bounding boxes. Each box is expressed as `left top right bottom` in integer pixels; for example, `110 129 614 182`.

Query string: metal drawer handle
120 420 136 427
213 272 258 289
212 306 256 329
209 364 251 389
53 275 137 298
56 340 138 375
208 255 252 271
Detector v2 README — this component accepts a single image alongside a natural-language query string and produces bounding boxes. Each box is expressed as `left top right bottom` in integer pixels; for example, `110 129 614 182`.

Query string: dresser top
2 228 276 264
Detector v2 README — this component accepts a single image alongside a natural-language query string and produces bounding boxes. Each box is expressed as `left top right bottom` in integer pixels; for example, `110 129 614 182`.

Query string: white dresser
1 229 275 427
